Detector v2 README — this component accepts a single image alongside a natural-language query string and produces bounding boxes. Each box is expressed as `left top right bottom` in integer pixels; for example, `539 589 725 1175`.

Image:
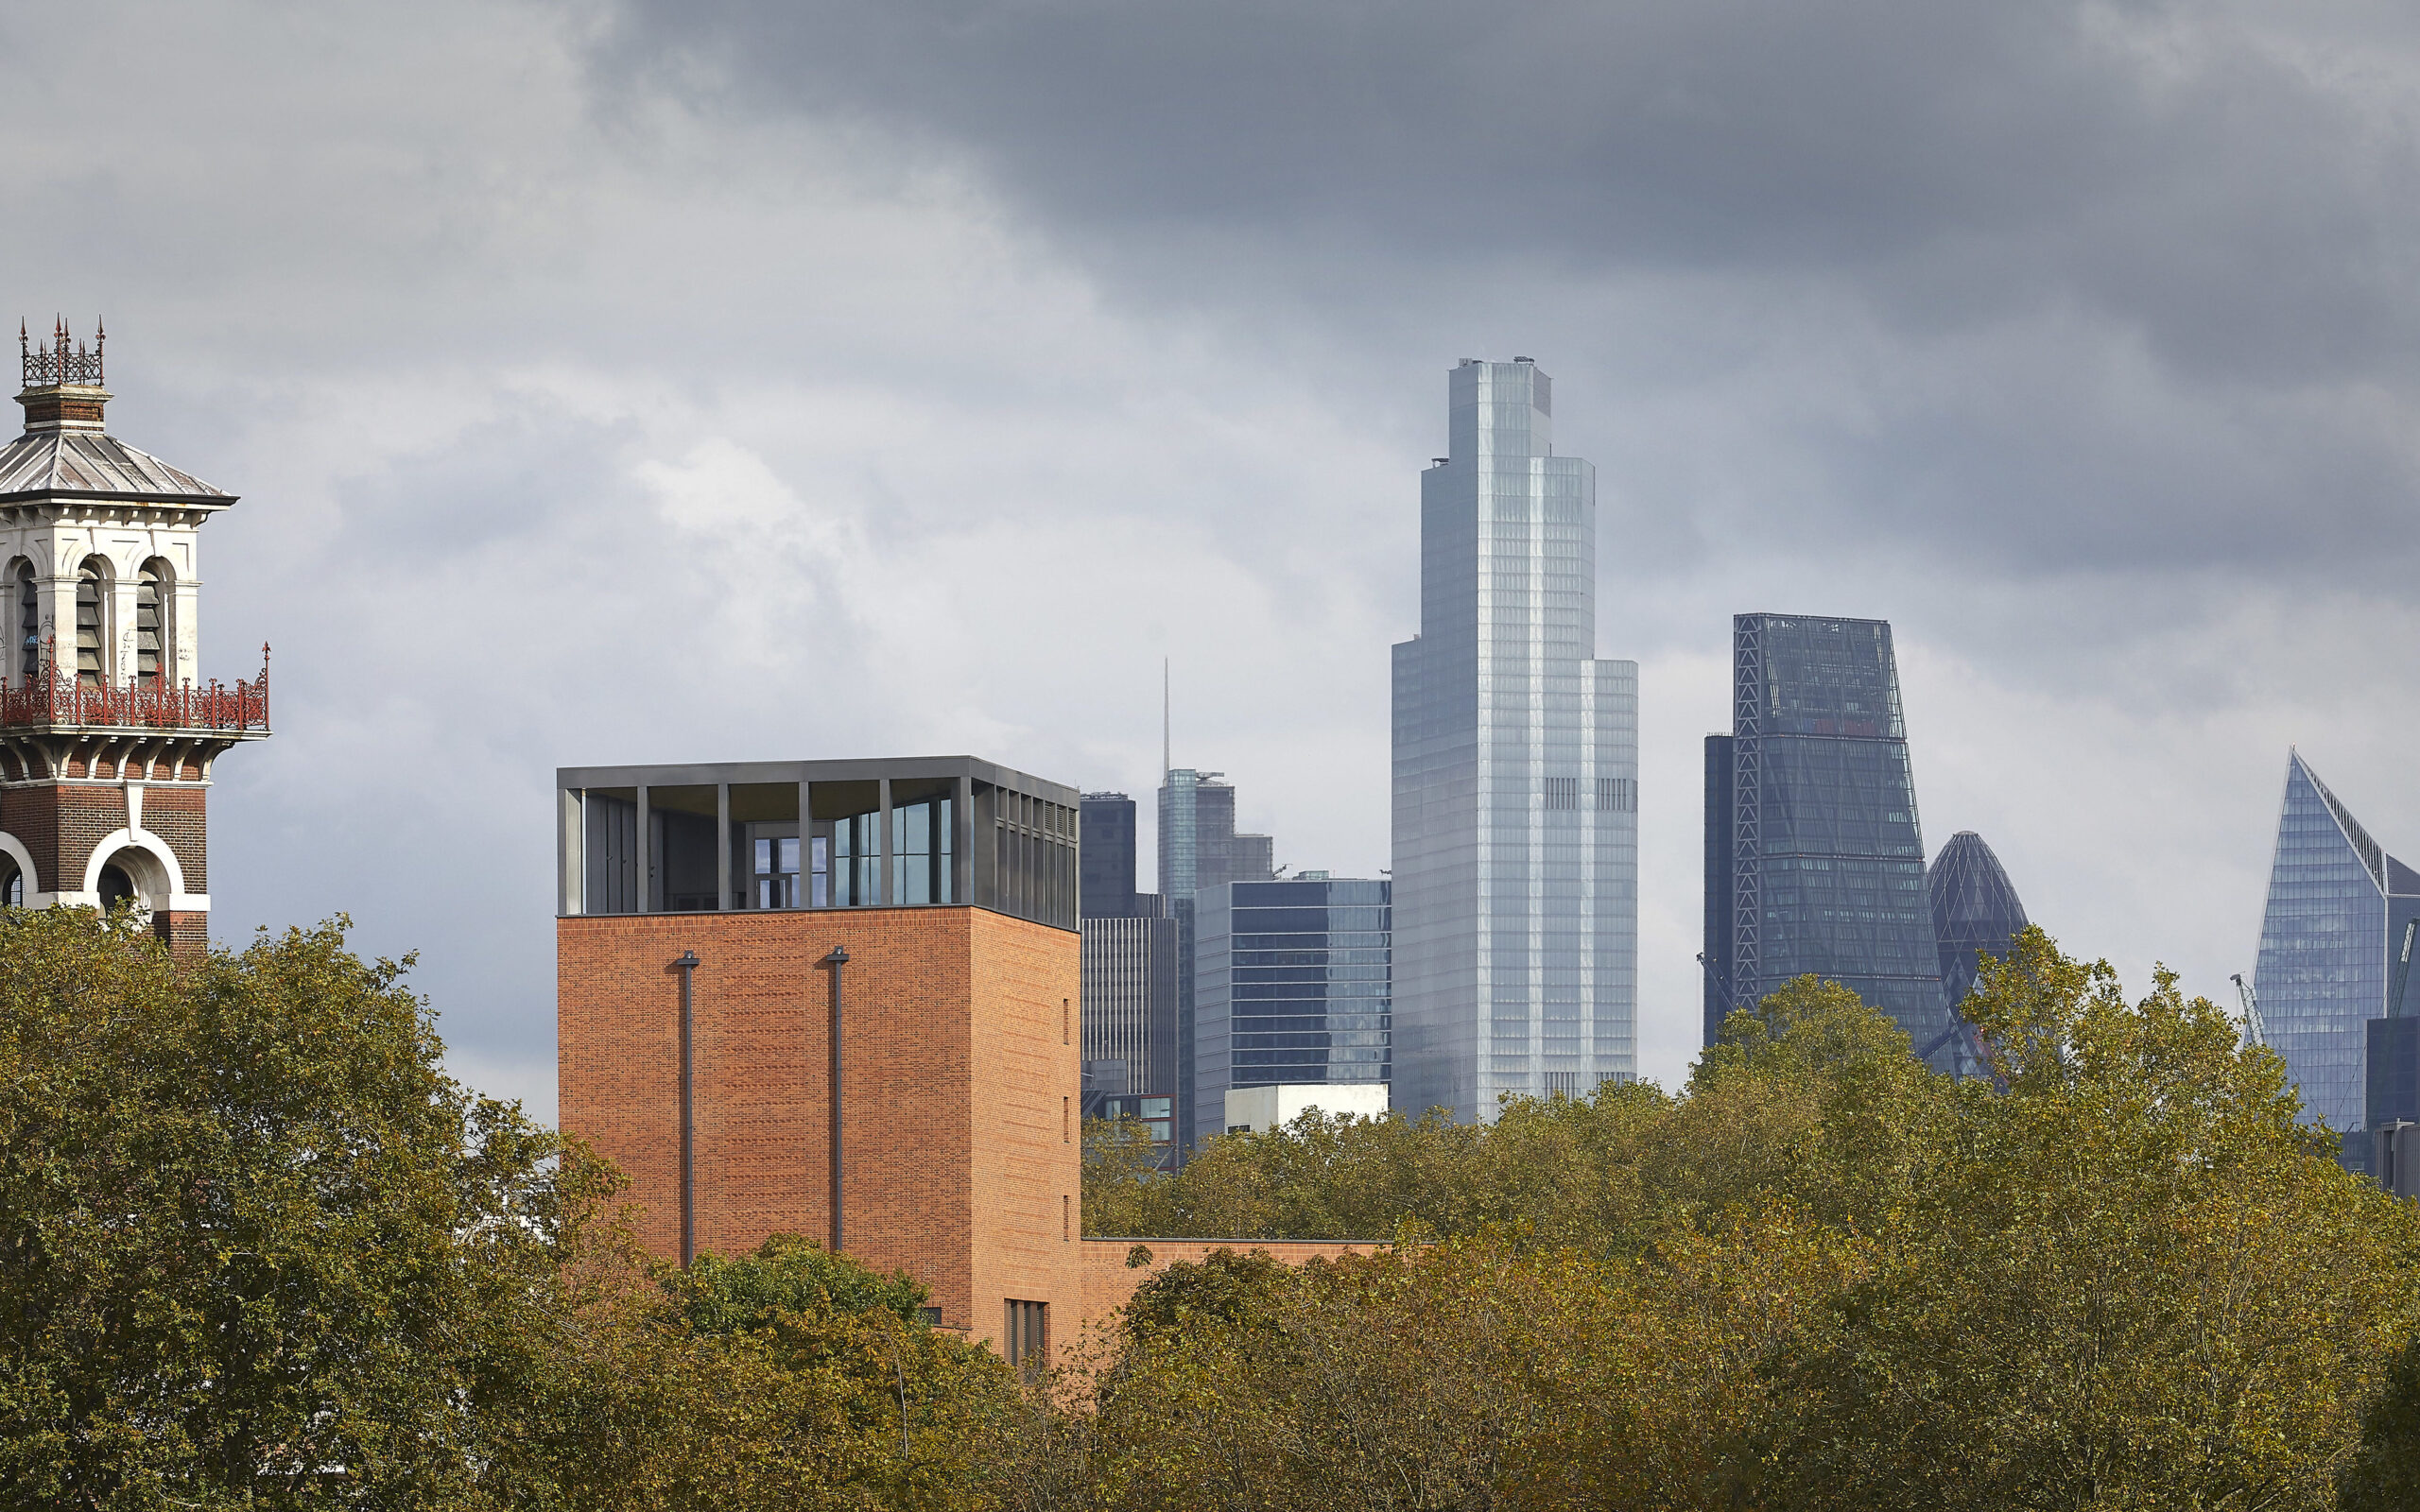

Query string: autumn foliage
0 906 2414 1508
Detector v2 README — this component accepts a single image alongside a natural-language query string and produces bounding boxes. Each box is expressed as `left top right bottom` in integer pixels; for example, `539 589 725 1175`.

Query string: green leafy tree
1063 936 2420 1512
1762 930 2420 1510
1080 1244 1547 1512
500 1230 1031 1512
2339 1332 2420 1511
1081 1117 1173 1237
676 1231 932 1332
0 907 604 1509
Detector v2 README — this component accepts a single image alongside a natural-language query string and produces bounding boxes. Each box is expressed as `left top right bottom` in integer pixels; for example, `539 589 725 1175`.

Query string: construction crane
2231 973 2269 1049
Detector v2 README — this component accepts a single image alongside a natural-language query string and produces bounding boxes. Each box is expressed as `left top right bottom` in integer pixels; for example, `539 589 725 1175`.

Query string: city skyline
16 3 2411 1125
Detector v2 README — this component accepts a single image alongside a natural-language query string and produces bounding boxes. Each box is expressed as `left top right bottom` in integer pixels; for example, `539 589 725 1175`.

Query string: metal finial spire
19 318 106 387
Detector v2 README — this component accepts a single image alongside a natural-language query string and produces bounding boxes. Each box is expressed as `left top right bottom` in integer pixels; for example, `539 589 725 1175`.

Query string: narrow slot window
134 561 164 686
1003 1300 1048 1374
74 559 104 687
15 562 37 682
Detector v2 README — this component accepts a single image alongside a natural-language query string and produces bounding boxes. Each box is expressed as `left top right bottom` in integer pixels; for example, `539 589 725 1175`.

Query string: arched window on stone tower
11 561 33 683
136 558 171 687
75 557 108 688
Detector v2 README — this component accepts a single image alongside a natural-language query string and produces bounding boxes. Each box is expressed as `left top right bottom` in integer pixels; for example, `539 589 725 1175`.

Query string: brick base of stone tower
0 744 237 961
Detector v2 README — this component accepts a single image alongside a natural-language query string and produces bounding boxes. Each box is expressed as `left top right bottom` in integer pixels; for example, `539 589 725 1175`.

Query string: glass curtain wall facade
1705 614 1955 1064
1080 910 1178 1102
1157 769 1276 1155
1392 358 1640 1123
1193 876 1392 1147
1080 792 1143 919
1079 791 1178 1136
1926 830 2029 1074
2253 750 2420 1144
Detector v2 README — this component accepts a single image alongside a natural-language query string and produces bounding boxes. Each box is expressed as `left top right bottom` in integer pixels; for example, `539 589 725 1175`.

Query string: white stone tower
0 319 268 949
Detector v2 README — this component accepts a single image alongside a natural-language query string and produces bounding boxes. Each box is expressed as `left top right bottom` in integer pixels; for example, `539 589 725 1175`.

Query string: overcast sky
8 0 2418 1117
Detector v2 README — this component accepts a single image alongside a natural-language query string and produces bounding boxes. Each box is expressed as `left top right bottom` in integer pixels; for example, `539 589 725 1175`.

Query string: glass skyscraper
1080 791 1146 920
1157 768 1275 1154
2253 750 2420 1142
1192 875 1392 1146
1078 792 1177 1160
1926 830 2030 1074
1704 613 1958 1064
1391 358 1639 1123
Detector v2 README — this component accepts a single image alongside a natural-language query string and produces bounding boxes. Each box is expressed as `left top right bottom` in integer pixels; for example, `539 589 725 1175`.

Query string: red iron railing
0 642 269 732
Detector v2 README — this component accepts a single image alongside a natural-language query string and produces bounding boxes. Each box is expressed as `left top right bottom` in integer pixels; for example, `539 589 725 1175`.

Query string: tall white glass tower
1391 358 1638 1122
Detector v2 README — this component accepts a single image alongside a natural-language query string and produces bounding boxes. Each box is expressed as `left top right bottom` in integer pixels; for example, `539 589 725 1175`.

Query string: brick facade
0 786 59 892
154 910 208 954
140 786 207 892
0 781 205 899
56 786 130 891
559 905 1084 1352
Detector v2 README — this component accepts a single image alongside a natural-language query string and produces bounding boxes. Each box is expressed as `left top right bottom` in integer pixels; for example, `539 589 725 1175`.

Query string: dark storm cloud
596 0 2420 385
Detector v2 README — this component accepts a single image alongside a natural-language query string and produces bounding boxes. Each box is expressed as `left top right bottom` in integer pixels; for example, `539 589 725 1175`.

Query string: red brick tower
0 320 268 952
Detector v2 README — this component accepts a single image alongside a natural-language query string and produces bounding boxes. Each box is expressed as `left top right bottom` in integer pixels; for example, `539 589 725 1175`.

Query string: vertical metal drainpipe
674 950 700 1267
824 945 851 1252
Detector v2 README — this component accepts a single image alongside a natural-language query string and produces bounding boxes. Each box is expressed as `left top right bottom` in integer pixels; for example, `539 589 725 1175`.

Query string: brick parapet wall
1076 1238 1388 1343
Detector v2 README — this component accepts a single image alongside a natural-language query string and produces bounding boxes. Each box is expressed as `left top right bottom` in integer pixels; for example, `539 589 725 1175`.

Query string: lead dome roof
0 426 233 506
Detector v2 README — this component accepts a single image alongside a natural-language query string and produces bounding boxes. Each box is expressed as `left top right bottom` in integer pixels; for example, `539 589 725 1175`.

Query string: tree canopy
1077 929 2420 1509
3 905 2414 1508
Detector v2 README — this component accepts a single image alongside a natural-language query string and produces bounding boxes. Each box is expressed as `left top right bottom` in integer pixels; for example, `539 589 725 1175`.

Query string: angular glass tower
1392 358 1639 1123
1704 614 1956 1062
2253 750 2420 1139
1927 830 2030 1068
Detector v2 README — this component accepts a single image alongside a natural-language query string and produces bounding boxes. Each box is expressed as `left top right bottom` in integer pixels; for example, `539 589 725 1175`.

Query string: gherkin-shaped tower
1927 831 2030 1014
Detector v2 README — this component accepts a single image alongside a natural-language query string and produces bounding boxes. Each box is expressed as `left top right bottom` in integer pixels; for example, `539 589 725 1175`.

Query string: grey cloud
595 1 2420 373
576 0 2420 625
